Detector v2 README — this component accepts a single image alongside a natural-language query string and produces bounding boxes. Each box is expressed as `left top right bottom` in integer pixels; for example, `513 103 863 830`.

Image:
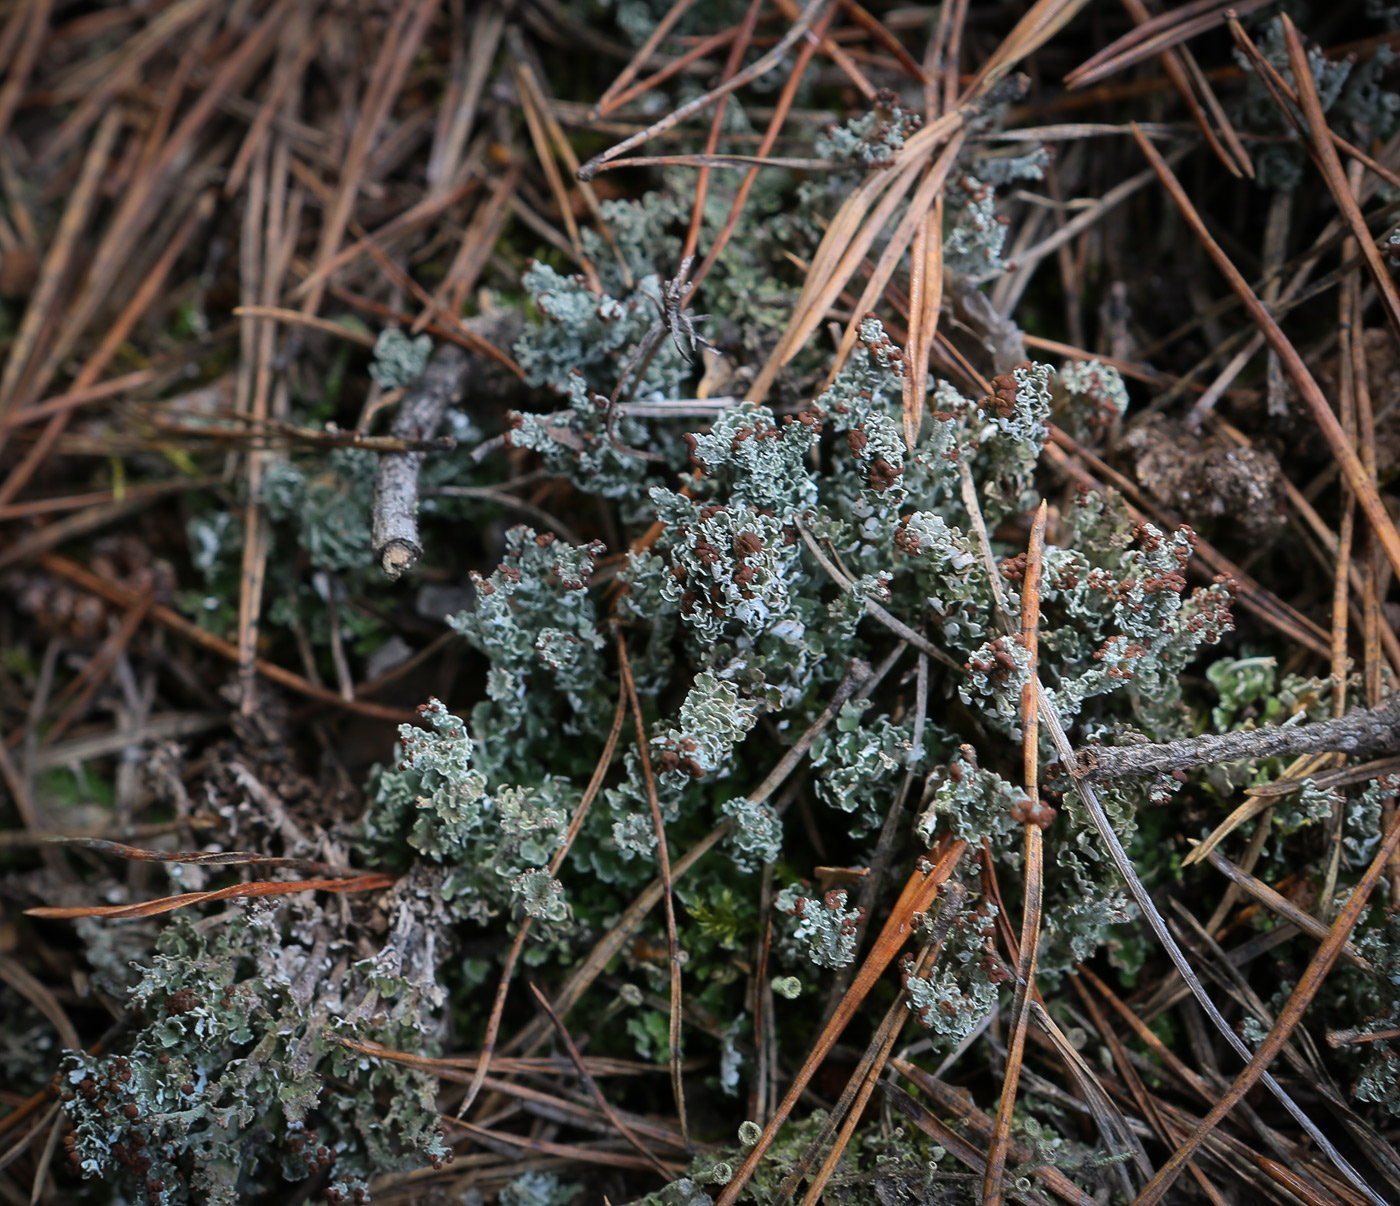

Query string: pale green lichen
369 328 432 389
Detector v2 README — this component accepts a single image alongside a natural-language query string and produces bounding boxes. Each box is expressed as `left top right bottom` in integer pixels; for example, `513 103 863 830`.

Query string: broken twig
370 344 469 579
1075 695 1400 781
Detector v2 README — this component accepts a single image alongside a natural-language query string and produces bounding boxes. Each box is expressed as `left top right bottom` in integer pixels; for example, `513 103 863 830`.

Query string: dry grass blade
513 53 602 293
1069 976 1230 1206
689 0 838 291
680 0 763 265
983 501 1049 1206
24 873 397 921
965 0 1095 99
1031 1000 1153 1196
526 983 673 1178
428 0 504 193
714 838 968 1206
0 108 120 423
791 914 956 1206
1065 0 1274 89
36 552 418 723
447 1119 672 1171
289 176 480 305
52 837 339 872
592 0 702 117
1277 17 1400 349
457 685 627 1117
0 187 215 508
1039 685 1385 1204
1115 0 1248 178
577 0 834 181
747 111 964 401
893 1059 1099 1206
0 0 51 148
302 0 443 316
901 196 943 449
616 631 688 1143
1133 793 1400 1206
231 306 378 346
1129 125 1400 586
0 951 79 1052
419 164 522 332
838 0 928 83
771 0 877 100
594 26 738 119
1193 844 1376 975
336 1035 669 1078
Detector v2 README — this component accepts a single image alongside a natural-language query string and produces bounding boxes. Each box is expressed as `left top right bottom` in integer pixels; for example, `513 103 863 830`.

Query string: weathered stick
1076 694 1400 782
370 344 469 579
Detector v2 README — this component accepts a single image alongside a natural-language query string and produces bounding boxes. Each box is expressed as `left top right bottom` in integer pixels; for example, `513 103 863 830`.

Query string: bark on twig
1075 694 1400 781
371 344 469 579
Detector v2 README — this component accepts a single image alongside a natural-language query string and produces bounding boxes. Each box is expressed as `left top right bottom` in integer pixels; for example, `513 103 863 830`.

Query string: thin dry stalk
1194 845 1375 975
236 141 272 715
0 0 53 148
689 3 835 292
291 174 481 305
1134 792 1400 1206
1278 18 1400 349
25 873 397 921
1226 18 1400 195
428 0 504 194
1130 132 1400 582
893 1059 1099 1206
513 54 601 293
615 631 689 1144
679 0 763 265
302 0 443 316
1040 685 1385 1204
901 191 943 450
1065 0 1274 89
748 111 966 401
0 187 215 507
792 934 938 1206
1070 978 1230 1206
771 0 876 99
577 0 834 182
526 983 673 1178
457 686 627 1118
982 501 1048 1206
224 2 316 196
0 108 121 423
445 1120 671 1172
594 26 739 119
714 838 968 1206
231 305 377 346
424 164 521 329
592 0 702 117
37 552 418 723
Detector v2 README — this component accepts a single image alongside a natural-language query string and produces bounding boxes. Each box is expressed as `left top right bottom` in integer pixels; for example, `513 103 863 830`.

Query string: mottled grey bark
370 345 469 580
1076 694 1400 781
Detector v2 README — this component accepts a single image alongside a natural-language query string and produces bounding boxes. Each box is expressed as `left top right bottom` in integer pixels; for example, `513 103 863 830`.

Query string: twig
1076 697 1400 781
370 345 470 579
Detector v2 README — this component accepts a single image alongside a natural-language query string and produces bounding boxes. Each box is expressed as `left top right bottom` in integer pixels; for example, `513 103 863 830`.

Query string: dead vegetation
1 1 1399 1204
